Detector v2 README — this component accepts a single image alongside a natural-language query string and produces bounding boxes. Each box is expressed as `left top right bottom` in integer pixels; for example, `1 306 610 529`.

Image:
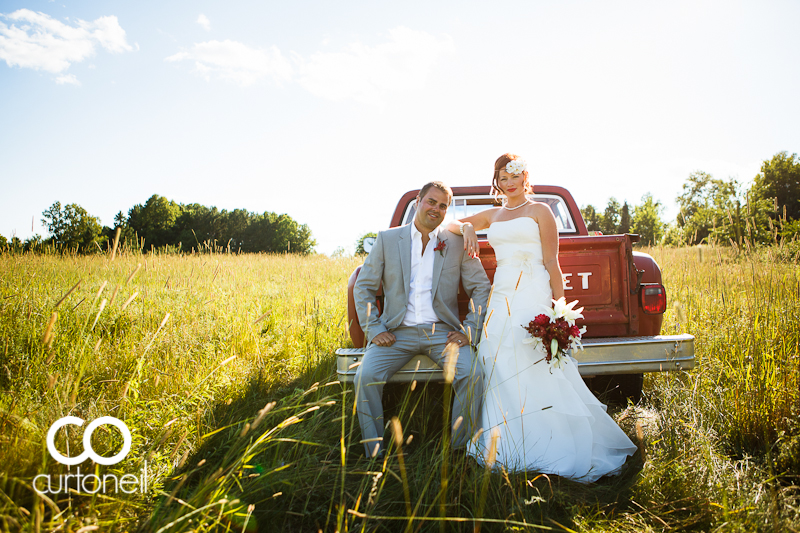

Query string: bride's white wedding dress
468 217 637 482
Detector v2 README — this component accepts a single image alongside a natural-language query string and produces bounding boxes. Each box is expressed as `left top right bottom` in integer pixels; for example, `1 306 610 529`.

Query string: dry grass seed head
443 343 459 383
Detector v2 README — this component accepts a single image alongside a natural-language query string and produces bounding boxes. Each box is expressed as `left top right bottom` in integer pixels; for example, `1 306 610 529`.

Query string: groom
353 181 491 457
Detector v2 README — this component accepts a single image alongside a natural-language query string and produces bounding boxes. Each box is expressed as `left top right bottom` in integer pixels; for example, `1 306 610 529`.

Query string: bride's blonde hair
492 153 531 200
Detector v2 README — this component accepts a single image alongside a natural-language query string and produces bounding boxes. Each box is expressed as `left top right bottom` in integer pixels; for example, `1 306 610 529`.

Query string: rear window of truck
400 194 577 235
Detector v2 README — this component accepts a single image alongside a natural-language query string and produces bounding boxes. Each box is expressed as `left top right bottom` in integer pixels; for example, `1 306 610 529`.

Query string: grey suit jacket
354 223 491 344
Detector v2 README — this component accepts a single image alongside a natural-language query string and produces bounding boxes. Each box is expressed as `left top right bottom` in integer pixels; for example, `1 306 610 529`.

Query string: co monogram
46 416 132 466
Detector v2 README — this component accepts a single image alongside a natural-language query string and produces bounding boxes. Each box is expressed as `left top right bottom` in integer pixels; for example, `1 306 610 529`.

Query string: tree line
2 152 797 254
0 194 316 254
581 151 800 247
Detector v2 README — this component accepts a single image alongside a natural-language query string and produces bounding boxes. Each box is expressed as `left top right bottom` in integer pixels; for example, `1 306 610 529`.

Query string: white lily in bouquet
522 297 587 369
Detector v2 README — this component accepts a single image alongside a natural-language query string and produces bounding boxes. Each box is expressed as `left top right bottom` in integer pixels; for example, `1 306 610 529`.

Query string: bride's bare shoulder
483 206 503 218
529 201 554 215
470 206 502 227
529 201 556 224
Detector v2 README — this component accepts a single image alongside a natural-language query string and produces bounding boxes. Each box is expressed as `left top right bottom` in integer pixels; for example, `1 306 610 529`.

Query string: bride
446 153 637 482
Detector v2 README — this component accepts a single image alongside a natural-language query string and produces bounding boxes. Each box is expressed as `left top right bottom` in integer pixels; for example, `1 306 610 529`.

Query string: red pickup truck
336 185 695 402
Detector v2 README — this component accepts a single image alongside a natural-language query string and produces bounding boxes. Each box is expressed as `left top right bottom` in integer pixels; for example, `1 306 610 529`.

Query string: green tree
618 202 631 234
127 195 181 249
24 234 45 252
675 171 774 246
222 209 252 250
241 212 316 254
728 188 775 246
780 219 800 240
580 205 601 232
355 232 377 255
41 202 104 252
174 203 222 251
676 171 742 245
124 195 316 253
0 234 7 250
104 211 138 250
600 197 621 235
751 151 800 222
632 193 665 245
661 222 684 246
269 213 315 254
173 205 256 252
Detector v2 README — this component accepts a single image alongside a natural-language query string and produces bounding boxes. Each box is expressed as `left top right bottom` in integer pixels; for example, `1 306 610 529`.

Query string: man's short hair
418 181 453 205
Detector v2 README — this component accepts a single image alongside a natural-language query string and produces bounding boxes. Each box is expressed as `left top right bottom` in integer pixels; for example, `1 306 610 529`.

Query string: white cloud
296 27 454 105
197 14 210 31
87 15 132 53
55 73 80 85
166 27 454 105
165 39 292 86
0 9 132 78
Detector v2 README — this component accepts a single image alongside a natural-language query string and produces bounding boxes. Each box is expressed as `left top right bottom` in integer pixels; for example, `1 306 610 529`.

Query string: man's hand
372 332 396 347
446 331 470 349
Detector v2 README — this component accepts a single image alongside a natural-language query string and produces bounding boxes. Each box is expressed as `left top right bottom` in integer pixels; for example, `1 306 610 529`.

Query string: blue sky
1 0 799 253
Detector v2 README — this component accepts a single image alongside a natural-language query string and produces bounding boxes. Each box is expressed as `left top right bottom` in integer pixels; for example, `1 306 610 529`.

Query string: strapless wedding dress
468 217 637 482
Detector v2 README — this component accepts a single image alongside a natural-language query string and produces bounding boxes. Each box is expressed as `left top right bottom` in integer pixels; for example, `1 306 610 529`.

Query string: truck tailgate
469 234 640 337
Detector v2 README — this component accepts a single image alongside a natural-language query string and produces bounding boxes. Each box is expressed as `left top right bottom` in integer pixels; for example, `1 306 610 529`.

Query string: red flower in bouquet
433 239 446 256
522 297 586 369
526 313 550 340
533 314 550 327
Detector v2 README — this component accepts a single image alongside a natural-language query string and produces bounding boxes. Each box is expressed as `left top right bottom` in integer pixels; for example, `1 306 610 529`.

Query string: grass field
0 245 798 532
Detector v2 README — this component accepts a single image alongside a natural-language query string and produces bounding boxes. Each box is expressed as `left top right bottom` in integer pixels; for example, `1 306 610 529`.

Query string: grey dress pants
354 322 483 456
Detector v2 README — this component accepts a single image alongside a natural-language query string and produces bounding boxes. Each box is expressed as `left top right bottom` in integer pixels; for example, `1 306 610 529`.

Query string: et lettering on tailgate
563 271 592 290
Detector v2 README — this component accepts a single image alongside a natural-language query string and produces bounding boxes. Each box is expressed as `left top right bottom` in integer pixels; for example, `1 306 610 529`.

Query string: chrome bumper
335 333 695 384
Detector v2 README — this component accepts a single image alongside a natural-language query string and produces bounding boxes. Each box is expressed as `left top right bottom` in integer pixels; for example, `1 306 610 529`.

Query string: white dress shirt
402 223 441 326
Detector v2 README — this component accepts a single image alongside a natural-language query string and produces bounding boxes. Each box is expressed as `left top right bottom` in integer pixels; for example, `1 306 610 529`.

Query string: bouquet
522 297 586 369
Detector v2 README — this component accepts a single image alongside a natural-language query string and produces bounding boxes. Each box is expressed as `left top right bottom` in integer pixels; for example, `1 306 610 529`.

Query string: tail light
640 283 667 314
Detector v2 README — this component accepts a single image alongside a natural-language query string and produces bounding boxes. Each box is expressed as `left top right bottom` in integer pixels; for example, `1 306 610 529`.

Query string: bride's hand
462 224 479 258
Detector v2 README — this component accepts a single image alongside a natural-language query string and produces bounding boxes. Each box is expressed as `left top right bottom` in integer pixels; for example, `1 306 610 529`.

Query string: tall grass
0 244 798 531
0 250 358 531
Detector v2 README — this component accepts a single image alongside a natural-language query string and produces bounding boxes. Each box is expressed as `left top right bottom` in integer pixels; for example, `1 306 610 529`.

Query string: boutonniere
433 238 446 256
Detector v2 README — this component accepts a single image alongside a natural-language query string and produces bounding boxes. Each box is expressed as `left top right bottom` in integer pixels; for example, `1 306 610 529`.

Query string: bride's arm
535 204 565 300
445 210 493 258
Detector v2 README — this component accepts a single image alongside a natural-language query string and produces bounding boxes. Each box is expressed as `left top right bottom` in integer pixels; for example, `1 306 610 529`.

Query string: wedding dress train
468 217 637 482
